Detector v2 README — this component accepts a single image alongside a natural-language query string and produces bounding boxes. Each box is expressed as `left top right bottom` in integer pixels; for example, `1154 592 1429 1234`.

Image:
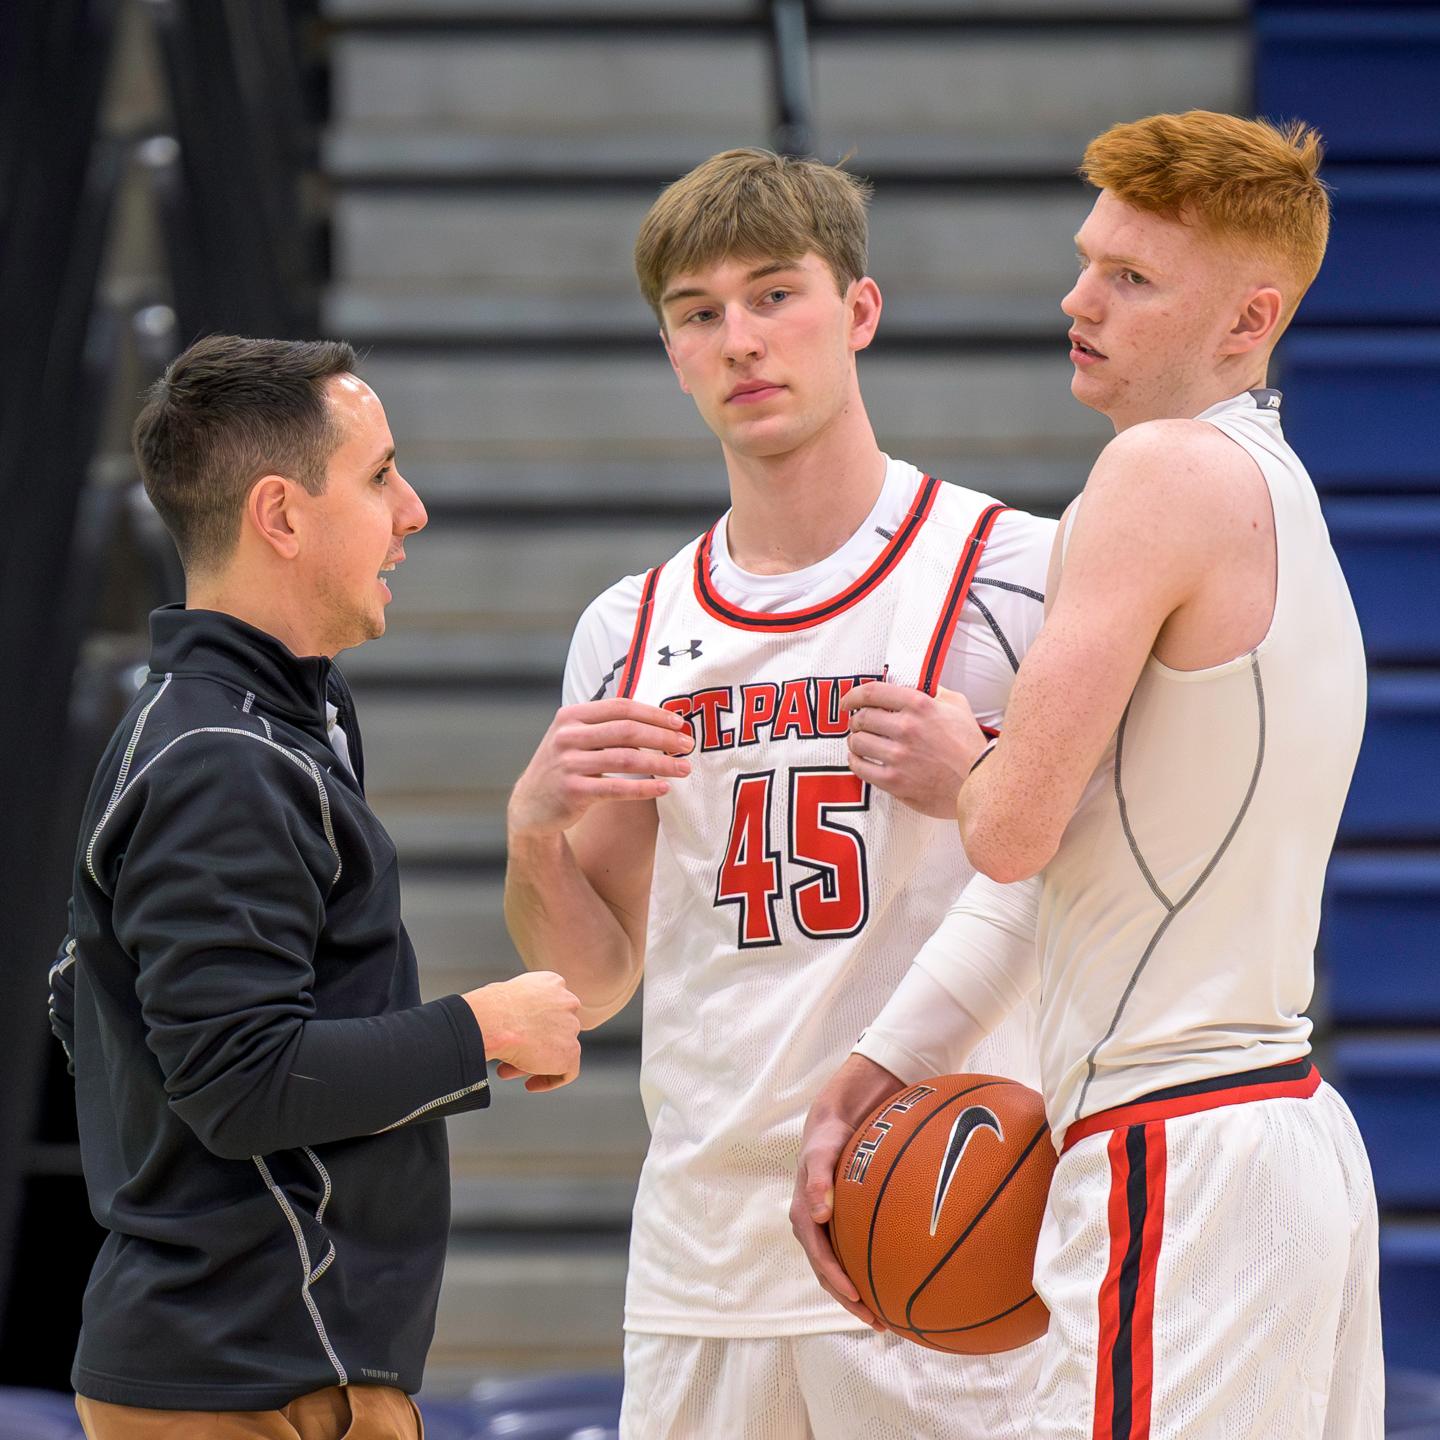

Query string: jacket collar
148 605 335 724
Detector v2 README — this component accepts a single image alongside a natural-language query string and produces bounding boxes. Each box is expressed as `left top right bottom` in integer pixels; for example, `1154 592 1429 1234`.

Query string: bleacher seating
320 0 1248 1380
1260 0 1440 1385
1322 855 1440 1025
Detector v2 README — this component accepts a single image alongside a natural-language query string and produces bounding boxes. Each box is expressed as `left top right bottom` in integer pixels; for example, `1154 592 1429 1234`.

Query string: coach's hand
842 682 987 819
508 699 694 837
791 1053 904 1332
465 971 583 1092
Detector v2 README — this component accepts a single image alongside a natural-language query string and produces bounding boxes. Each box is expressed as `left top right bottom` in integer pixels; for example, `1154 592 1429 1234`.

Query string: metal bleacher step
326 187 1093 347
431 1233 630 1382
326 24 1244 184
359 350 1109 510
403 871 643 1042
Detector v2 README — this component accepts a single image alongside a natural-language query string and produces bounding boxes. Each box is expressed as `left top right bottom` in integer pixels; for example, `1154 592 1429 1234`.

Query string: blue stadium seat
1303 170 1440 325
1323 854 1440 1025
1334 1040 1440 1210
1255 10 1440 162
1339 675 1440 842
1326 500 1440 662
1278 332 1440 493
1381 1226 1440 1373
0 1389 84 1439
1388 1368 1440 1435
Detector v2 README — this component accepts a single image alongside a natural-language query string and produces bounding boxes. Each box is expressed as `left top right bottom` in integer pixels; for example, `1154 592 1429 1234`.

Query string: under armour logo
658 640 703 666
930 1105 1004 1236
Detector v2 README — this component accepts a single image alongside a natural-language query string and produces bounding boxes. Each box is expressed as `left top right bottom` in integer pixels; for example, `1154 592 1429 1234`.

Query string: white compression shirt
864 391 1367 1144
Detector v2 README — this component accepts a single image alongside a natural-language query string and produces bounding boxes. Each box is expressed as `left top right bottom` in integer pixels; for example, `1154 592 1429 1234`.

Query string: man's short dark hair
133 334 358 575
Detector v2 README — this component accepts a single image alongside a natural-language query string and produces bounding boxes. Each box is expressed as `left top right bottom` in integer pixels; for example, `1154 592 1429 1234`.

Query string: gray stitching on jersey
49 936 78 985
972 576 1045 604
590 653 629 702
242 691 255 714
303 1146 333 1224
966 591 1020 673
1115 704 1173 910
1072 654 1267 1122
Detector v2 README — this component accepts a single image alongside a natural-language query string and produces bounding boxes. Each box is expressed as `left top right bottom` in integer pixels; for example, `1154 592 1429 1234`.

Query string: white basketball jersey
620 474 1040 1336
1039 390 1368 1138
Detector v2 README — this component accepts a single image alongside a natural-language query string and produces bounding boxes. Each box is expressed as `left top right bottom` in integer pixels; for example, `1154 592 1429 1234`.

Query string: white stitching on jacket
372 1078 489 1135
86 727 343 894
253 1156 348 1385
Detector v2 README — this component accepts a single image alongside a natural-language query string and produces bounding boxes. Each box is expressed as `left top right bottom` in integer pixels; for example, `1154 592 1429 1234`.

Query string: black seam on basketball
890 1287 1043 1339
858 1080 1013 1331
902 1120 1051 1334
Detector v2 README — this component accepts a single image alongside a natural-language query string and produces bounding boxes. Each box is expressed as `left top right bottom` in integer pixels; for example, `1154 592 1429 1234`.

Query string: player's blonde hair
634 148 872 323
1080 110 1331 324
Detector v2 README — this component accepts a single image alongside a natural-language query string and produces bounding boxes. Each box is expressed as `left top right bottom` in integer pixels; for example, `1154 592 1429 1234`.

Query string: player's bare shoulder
1085 417 1271 564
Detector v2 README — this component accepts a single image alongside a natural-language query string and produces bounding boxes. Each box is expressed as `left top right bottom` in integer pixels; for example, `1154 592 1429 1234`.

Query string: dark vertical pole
769 0 815 159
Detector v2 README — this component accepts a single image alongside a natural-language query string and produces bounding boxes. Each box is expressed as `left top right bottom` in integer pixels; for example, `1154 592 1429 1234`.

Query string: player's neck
720 411 887 576
1111 363 1272 433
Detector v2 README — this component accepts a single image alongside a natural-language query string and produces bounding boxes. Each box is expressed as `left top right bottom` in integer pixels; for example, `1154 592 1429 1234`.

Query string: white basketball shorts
619 1325 1042 1439
1034 1060 1383 1439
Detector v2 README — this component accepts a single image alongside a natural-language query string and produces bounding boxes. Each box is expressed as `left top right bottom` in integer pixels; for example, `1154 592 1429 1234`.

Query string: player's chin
1068 370 1111 413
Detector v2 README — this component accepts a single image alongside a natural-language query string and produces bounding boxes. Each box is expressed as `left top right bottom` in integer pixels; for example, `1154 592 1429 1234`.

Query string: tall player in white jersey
795 112 1383 1438
505 149 1058 1437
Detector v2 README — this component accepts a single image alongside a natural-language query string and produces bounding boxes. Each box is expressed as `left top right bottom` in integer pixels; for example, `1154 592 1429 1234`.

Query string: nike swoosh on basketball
930 1105 1004 1237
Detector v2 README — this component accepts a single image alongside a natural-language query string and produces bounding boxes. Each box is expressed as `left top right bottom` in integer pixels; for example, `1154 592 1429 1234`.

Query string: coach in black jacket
49 336 583 1439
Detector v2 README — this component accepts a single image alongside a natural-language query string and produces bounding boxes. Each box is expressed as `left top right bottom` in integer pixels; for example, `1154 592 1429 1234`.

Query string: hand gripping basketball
829 1073 1057 1353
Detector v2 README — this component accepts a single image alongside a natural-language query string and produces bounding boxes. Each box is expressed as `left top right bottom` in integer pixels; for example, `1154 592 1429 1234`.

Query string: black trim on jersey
715 770 783 949
787 767 872 941
1126 1058 1314 1110
694 475 940 631
617 565 663 700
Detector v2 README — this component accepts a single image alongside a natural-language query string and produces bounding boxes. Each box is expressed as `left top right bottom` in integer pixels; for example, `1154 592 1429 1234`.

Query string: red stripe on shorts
1093 1121 1166 1440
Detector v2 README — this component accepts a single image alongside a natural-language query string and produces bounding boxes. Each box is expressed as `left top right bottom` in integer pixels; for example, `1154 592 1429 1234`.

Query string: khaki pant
76 1384 424 1439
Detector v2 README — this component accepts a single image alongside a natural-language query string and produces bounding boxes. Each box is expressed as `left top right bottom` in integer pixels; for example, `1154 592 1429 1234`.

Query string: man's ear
848 276 883 354
245 475 301 560
660 327 692 395
1223 285 1284 358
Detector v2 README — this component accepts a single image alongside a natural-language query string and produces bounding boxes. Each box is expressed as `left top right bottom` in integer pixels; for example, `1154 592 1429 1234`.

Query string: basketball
830 1073 1056 1354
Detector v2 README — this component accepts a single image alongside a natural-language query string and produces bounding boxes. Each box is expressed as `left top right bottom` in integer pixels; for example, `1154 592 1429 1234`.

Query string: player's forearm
504 829 642 1028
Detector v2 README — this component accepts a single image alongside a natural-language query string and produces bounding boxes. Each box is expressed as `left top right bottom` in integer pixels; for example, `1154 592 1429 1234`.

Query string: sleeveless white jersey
1039 389 1368 1139
582 464 1045 1336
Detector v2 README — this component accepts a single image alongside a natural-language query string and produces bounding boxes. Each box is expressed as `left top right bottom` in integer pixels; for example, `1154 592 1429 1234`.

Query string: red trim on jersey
918 502 1010 695
691 475 941 632
1093 1122 1165 1440
1061 1060 1321 1154
618 565 664 699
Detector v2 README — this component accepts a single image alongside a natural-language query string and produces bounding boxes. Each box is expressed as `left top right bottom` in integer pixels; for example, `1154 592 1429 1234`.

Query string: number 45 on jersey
716 767 871 948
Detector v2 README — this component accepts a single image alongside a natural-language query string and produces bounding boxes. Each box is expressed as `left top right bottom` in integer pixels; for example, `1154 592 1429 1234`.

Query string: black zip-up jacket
49 606 491 1410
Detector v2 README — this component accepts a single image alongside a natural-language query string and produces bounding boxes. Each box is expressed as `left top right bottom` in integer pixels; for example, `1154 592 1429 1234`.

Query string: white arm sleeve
853 871 1041 1084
